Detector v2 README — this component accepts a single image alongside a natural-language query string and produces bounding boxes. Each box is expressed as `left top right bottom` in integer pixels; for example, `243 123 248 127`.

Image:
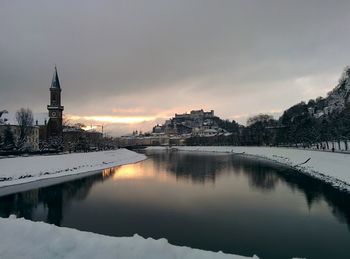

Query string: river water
0 150 349 259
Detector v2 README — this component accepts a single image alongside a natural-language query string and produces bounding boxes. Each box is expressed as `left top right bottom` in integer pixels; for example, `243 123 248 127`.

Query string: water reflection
149 150 350 230
150 151 233 184
2 150 348 231
105 164 166 181
0 151 349 259
0 173 112 225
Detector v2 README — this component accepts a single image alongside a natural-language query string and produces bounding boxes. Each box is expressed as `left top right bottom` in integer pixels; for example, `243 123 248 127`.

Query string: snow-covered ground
0 216 256 259
147 146 350 192
0 149 146 188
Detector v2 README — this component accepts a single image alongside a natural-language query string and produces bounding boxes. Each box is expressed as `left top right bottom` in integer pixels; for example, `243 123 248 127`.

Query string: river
0 150 349 259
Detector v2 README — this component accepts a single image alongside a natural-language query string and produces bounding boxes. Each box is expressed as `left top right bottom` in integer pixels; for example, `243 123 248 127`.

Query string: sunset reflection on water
102 163 169 181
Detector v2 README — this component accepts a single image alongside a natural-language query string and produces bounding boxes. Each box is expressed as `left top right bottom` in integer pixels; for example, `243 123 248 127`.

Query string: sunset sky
1 0 350 136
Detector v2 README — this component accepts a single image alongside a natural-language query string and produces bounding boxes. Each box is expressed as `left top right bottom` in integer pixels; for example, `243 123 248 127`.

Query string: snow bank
0 216 256 259
0 149 146 188
147 146 350 192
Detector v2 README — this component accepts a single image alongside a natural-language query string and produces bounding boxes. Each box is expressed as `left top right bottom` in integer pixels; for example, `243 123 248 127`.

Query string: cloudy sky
1 0 349 136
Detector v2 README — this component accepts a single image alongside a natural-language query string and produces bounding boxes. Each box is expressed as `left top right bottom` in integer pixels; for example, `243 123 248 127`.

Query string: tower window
52 93 57 104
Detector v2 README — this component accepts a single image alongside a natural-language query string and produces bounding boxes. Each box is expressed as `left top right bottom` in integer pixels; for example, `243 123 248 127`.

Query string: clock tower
47 66 64 138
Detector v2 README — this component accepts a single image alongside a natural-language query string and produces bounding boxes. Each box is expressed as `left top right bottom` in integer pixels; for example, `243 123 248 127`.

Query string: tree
214 118 240 133
0 110 8 125
15 108 34 149
247 114 274 127
338 66 350 85
2 126 15 150
245 114 277 146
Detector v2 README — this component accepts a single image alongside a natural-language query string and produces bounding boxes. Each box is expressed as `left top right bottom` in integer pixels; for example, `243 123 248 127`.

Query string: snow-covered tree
15 108 34 149
0 110 8 125
339 66 350 85
2 126 15 150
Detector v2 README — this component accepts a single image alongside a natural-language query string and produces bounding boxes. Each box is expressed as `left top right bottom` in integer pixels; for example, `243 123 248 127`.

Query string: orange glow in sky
68 115 156 124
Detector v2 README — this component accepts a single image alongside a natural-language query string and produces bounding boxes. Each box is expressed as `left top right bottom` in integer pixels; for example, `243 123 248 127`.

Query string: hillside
277 67 350 146
308 67 350 118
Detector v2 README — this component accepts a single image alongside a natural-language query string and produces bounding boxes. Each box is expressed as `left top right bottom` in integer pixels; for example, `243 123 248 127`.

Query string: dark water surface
1 150 350 259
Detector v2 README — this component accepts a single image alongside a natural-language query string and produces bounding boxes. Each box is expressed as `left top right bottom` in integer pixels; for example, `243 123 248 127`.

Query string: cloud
0 0 349 135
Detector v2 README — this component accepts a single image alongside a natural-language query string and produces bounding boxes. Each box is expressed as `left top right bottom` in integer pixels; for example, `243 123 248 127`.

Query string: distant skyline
1 0 349 136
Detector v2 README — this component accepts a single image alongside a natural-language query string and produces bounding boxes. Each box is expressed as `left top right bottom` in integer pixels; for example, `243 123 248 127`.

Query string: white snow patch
0 149 146 188
147 146 350 192
0 217 257 259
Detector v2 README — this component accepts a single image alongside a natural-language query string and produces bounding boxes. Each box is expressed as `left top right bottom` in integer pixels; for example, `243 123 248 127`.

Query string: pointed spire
51 66 61 89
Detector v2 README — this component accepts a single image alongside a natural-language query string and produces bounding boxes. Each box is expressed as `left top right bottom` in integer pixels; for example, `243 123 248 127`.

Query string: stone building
117 134 170 147
154 109 218 136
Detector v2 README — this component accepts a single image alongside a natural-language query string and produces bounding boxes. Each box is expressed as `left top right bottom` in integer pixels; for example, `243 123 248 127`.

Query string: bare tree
16 108 34 149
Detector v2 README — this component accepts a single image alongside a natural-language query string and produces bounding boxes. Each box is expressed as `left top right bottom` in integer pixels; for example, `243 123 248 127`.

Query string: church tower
47 66 64 138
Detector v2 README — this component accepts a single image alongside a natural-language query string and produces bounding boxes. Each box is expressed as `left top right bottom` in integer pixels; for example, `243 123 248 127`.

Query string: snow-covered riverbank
147 146 350 192
0 216 256 259
0 149 146 188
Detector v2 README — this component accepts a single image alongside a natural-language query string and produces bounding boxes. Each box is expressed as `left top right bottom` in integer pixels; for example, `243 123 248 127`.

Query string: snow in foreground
0 149 146 188
0 216 256 259
147 146 350 192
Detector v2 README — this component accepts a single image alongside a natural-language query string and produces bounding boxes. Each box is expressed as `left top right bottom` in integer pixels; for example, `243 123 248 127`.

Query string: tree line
186 108 350 150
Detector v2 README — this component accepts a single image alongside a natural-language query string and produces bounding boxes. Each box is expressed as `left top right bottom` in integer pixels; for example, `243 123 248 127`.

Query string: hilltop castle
152 109 226 137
